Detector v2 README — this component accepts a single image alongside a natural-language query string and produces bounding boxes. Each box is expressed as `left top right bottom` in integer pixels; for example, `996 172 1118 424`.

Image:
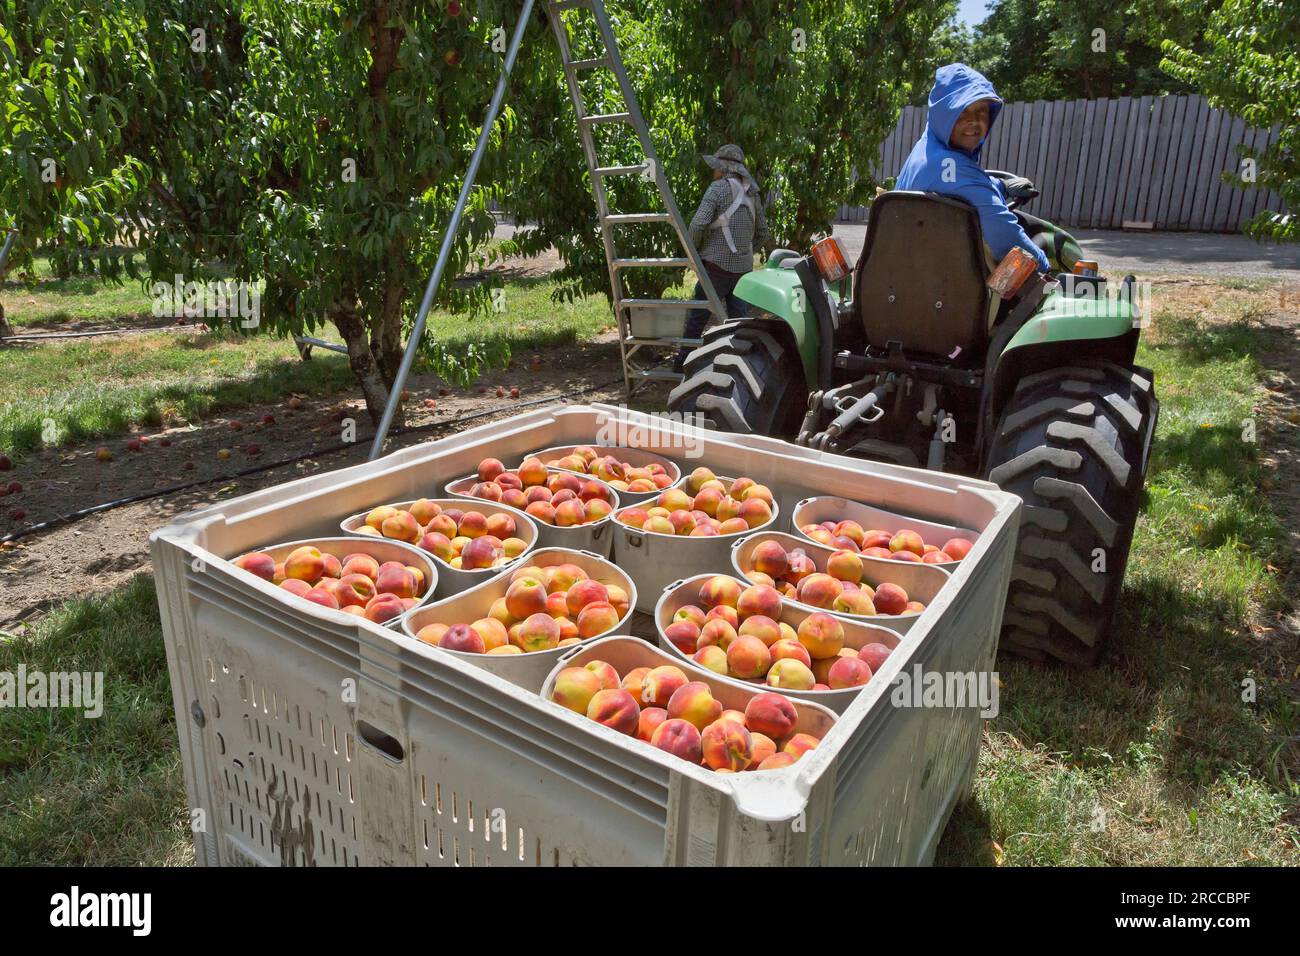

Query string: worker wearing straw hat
676 144 770 372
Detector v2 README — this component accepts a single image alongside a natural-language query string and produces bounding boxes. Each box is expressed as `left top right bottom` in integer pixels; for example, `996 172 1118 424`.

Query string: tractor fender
733 256 831 387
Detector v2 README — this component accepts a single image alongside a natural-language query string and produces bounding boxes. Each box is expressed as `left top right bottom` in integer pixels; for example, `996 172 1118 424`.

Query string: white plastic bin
150 403 1019 866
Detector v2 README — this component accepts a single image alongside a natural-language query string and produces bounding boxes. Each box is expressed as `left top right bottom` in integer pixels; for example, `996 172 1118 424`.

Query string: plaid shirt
688 177 770 274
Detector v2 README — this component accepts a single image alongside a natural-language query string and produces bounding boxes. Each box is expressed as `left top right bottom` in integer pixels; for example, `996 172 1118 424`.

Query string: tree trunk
331 302 396 428
374 279 406 388
0 303 12 339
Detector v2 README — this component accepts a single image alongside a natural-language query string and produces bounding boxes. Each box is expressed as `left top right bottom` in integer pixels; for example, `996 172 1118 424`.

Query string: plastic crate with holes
150 404 1019 866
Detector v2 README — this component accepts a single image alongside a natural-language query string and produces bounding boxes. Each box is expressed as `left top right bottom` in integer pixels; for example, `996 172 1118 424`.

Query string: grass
2 278 1296 865
0 272 615 458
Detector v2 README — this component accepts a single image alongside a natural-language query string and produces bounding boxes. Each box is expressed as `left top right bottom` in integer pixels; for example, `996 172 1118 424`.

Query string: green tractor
667 184 1159 666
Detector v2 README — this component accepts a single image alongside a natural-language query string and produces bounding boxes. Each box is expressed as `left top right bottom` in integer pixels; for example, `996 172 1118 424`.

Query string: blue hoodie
895 64 1050 273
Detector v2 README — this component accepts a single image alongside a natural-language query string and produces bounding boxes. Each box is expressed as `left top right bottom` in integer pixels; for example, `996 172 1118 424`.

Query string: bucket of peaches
513 444 681 507
227 537 437 629
541 636 838 775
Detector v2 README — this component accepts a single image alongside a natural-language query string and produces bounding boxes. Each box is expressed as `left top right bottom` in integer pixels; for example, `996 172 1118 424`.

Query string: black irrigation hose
0 378 624 544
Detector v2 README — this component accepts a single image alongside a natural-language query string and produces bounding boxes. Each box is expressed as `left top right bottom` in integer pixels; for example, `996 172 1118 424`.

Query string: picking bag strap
710 176 753 254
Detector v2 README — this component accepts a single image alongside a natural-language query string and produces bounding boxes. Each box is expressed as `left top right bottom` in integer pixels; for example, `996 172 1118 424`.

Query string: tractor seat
854 191 993 362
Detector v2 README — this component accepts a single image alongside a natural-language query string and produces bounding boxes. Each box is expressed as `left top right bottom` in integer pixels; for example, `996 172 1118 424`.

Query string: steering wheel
986 169 1040 210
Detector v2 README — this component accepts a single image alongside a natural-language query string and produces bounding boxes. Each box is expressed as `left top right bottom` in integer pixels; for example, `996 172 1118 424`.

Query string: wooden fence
838 94 1286 233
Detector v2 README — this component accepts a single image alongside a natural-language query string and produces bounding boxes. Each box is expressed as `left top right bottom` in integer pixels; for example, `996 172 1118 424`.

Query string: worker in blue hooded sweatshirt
896 64 1062 274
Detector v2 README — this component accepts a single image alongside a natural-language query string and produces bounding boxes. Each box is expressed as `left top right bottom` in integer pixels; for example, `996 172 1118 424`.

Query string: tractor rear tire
667 320 807 438
984 361 1158 666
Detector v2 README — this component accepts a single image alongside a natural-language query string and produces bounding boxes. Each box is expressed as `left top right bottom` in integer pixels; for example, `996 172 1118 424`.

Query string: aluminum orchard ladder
545 0 727 395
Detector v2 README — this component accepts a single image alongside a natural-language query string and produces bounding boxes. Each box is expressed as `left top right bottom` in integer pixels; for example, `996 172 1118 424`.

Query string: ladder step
626 336 701 347
613 257 692 269
619 298 694 309
570 56 610 71
580 112 632 126
594 164 649 177
602 212 671 225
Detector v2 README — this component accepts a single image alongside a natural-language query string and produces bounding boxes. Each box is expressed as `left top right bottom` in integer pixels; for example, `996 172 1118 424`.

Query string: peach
539 591 565 618
636 707 669 743
738 498 773 529
489 596 514 627
460 535 503 570
585 499 612 522
811 650 854 685
556 617 579 641
604 583 630 617
658 488 693 513
619 507 649 529
336 573 378 607
524 485 553 505
566 579 610 616
783 733 819 760
667 682 723 731
279 578 312 598
825 549 863 584
364 593 406 623
833 590 877 615
765 658 815 690
514 612 560 652
747 732 776 769
697 618 737 650
457 511 489 538
797 612 844 659
828 656 873 689
706 605 739 629
726 635 772 680
770 638 812 668
717 709 748 728
778 621 799 644
833 520 866 547
586 689 640 736
614 667 648 707
506 576 548 619
502 536 528 558
857 643 893 673
786 551 815 583
806 528 835 545
576 601 620 638
702 720 753 771
341 553 381 579
796 573 843 609
698 575 742 609
415 621 450 646
863 546 894 560
718 516 749 535
584 660 621 691
871 582 908 615
891 550 923 562
738 614 782 648
889 530 925 556
234 552 277 581
667 510 696 535
650 718 703 763
419 531 455 562
744 693 797 739
424 512 456 539
284 545 326 582
687 466 716 493
663 620 700 655
550 490 576 506
483 512 516 540
488 645 523 655
547 563 587 592
672 604 707 628
736 583 782 620
750 540 789 578
942 537 973 560
642 666 688 708
693 645 729 675
375 564 417 599
364 505 399 531
922 550 952 564
905 600 926 613
548 472 582 495
860 530 890 549
302 586 340 610
439 623 485 654
517 457 548 486
469 481 503 502
692 487 723 518
830 535 860 552
715 496 741 523
552 499 585 527
579 480 609 504
470 617 509 652
757 752 797 771
474 457 504 482
746 570 776 589
495 472 523 491
524 501 556 525
644 515 674 535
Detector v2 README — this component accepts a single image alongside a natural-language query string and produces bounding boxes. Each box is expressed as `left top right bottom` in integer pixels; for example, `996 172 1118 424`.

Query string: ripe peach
738 614 782 648
644 515 674 535
672 604 707 628
757 752 797 771
524 485 553 505
469 481 503 502
891 550 923 562
418 531 454 562
770 638 812 668
738 498 773 529
439 623 485 654
715 496 741 523
726 635 772 680
495 472 523 491
857 643 893 673
234 552 277 581
619 507 649 528
921 550 952 564
540 591 566 618
505 576 548 619
797 612 844 659
642 666 688 708
279 578 312 598
687 466 716 493
786 551 816 584
284 545 326 582
746 571 776 589
662 620 699 655
604 583 630 617
862 546 894 560
461 535 502 570
872 582 909 615
650 718 703 763
667 510 696 535
469 617 509 652
807 528 835 545
783 733 819 760
423 513 456 540
621 667 651 704
656 488 692 513
576 601 620 638
556 616 579 641
302 586 340 610
579 480 609 504
905 601 926 613
830 535 861 552
365 506 399 531
375 564 417 599
828 656 873 689
548 563 587 592
717 709 748 728
718 516 750 536
550 499 582 527
736 583 782 619
517 457 548 486
765 658 815 690
336 573 378 608
415 622 450 646
566 579 609 616
477 458 505 482
888 530 924 556
667 682 723 731
585 498 612 522
833 590 877 615
744 692 797 740
742 483 774 505
524 501 556 525
587 689 640 735
747 732 777 769
545 472 578 495
636 707 669 743
341 553 381 579
750 540 789 578
698 575 742 609
693 645 729 675
364 593 406 623
502 536 527 558
825 549 863 584
942 537 973 560
702 720 753 771
797 572 843 609
833 520 866 547
488 597 514 627
692 487 723 518
706 604 740 629
697 618 737 650
584 660 620 691
482 511 516 540
811 650 855 685
488 645 523 655
514 612 561 652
